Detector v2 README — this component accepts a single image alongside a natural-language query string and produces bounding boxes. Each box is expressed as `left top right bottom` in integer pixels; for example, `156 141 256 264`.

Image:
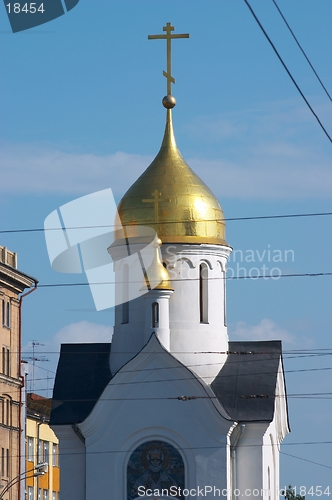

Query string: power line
243 0 332 143
20 392 332 403
7 446 332 469
21 365 332 386
33 271 332 290
271 0 332 102
1 211 332 234
280 451 332 470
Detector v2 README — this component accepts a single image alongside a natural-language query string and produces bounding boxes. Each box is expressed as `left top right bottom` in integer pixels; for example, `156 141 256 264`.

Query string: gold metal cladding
116 109 228 246
142 189 171 223
148 22 189 96
142 238 173 291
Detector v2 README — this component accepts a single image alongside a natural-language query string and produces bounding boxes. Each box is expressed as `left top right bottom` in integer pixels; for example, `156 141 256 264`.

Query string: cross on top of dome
148 22 189 103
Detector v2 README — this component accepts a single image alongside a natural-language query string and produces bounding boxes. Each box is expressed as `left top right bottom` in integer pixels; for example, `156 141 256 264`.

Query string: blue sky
1 0 331 490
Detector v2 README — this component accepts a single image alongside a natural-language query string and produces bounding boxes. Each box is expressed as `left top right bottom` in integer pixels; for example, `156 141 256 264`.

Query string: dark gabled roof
50 343 112 426
50 339 285 426
211 340 282 422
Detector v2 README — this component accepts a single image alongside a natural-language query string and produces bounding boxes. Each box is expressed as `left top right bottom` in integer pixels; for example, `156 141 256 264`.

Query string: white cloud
1 98 331 200
51 320 113 345
229 318 295 344
0 141 151 197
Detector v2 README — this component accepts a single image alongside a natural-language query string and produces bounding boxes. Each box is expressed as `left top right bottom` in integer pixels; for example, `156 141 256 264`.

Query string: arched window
199 264 208 323
6 302 10 328
1 300 4 326
127 440 185 500
151 302 159 328
223 269 227 327
122 265 129 324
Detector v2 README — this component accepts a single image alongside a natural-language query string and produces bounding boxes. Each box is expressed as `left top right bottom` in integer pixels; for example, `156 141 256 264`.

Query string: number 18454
6 3 45 14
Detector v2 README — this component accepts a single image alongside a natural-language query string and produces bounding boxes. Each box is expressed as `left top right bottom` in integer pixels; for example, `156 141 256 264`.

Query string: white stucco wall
79 336 233 499
110 242 232 382
51 425 86 500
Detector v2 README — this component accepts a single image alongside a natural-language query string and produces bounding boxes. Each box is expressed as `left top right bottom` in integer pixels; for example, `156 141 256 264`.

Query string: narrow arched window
223 269 227 327
6 302 10 328
122 265 129 324
199 264 208 323
152 302 159 328
1 300 5 326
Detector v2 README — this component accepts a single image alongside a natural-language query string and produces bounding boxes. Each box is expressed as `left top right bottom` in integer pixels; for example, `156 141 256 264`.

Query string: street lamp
0 462 47 499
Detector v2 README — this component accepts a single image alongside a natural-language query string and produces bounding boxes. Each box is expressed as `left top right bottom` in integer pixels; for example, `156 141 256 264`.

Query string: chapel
50 23 290 500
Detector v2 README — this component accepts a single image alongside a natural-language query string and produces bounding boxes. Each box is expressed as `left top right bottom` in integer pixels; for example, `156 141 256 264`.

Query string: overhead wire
280 451 332 470
5 446 332 471
31 271 332 290
271 0 332 102
1 211 332 234
243 0 332 143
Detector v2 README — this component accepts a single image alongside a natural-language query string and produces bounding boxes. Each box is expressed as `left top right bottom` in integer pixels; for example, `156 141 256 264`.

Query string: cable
20 392 332 403
1 211 332 234
280 451 332 470
20 365 332 391
32 271 332 290
243 0 332 143
271 0 332 102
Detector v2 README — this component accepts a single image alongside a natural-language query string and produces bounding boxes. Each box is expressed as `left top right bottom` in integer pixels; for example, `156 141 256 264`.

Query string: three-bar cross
148 22 189 95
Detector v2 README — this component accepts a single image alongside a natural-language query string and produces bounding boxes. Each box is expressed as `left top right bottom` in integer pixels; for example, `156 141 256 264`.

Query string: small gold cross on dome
148 22 189 95
142 190 171 223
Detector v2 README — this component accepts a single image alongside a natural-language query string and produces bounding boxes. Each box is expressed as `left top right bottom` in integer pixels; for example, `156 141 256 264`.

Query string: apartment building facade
0 246 37 500
26 394 60 500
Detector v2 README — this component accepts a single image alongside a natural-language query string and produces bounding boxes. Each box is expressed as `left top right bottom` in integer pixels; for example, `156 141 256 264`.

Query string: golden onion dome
116 107 228 246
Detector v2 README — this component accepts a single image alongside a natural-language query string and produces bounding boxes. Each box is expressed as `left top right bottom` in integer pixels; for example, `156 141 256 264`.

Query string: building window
0 398 3 424
6 348 10 376
1 448 4 476
28 486 34 500
6 302 10 328
1 300 4 326
38 489 42 500
6 399 11 427
122 265 129 324
2 348 10 376
199 264 208 323
6 448 9 477
1 300 10 328
38 440 43 463
43 489 49 500
52 444 58 467
28 437 34 462
43 441 49 464
223 269 227 326
52 493 57 500
151 302 159 328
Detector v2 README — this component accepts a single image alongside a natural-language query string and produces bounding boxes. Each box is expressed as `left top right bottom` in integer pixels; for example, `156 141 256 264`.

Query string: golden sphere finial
151 237 162 248
162 95 176 109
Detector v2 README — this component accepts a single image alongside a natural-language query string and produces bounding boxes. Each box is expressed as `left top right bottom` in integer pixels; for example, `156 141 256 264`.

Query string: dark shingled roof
50 340 285 426
211 340 282 422
50 343 112 425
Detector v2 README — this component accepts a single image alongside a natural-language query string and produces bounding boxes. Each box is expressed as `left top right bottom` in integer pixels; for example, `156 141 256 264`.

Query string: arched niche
127 440 185 499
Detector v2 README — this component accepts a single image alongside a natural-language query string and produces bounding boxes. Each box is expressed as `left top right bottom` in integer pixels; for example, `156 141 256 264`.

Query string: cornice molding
0 263 37 293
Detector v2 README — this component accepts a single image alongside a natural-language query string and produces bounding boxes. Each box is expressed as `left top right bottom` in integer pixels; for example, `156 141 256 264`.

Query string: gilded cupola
116 23 228 247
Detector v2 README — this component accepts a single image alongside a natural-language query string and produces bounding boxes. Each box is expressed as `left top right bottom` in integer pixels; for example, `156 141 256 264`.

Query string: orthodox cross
142 190 171 223
148 22 189 95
